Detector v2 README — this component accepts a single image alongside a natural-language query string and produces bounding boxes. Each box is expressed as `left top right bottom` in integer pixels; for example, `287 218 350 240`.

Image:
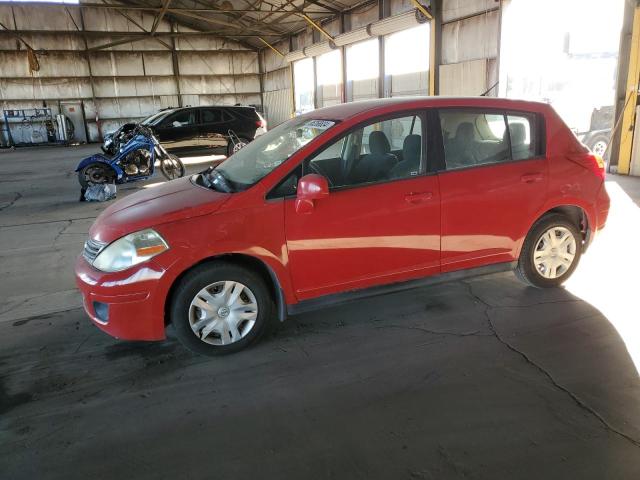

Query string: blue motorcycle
76 124 185 188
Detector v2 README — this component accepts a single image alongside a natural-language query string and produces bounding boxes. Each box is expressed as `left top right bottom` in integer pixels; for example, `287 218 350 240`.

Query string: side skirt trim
286 262 517 316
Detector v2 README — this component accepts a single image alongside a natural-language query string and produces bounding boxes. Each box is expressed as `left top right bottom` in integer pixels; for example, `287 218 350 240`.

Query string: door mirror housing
295 174 329 214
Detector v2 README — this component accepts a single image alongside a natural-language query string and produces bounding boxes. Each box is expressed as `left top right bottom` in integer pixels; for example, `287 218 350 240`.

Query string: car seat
389 134 421 179
350 131 398 183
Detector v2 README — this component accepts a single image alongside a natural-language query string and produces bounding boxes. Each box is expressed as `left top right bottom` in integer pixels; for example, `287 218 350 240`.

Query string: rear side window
439 109 543 170
201 108 223 124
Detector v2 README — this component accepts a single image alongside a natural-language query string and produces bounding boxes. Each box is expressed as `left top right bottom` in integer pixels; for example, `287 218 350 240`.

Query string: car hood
90 176 230 243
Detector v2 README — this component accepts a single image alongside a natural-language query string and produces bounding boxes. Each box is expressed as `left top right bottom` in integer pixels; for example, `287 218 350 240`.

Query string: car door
199 107 228 154
281 111 441 301
153 109 200 154
436 108 548 272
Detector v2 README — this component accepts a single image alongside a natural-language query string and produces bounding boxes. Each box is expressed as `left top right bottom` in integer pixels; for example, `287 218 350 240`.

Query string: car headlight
92 229 168 273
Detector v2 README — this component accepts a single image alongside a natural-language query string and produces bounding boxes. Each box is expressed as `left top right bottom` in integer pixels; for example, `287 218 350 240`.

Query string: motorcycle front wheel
78 163 116 188
160 154 185 180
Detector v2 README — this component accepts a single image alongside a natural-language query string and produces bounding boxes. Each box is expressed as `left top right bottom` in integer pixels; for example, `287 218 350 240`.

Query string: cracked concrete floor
1 145 640 479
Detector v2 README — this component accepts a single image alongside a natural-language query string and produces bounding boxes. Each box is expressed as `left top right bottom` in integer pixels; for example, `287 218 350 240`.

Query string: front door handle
521 172 544 183
405 192 433 204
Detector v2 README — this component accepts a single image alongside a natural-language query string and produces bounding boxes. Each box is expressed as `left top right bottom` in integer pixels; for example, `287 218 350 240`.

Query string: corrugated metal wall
439 0 500 96
0 4 260 143
262 40 292 127
260 0 501 124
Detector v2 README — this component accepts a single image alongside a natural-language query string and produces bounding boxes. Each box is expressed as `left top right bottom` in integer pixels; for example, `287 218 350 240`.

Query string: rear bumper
75 255 169 341
595 182 610 232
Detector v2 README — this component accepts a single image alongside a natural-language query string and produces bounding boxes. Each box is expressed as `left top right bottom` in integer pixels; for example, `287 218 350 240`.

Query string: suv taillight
256 119 266 128
568 152 605 180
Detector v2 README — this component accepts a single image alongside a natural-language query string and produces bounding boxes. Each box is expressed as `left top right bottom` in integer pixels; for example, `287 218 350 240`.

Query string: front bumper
75 255 169 341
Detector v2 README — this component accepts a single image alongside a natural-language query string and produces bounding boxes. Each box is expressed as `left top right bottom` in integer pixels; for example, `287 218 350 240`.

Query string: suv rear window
439 109 544 170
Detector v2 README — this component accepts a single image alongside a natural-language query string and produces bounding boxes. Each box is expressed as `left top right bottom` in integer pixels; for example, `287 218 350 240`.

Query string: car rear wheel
587 134 609 158
515 213 582 288
170 262 274 355
226 137 250 157
78 162 116 188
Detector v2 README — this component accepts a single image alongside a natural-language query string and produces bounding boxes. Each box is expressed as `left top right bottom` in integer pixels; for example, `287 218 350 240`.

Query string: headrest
369 130 391 155
455 122 474 141
403 134 421 161
509 123 526 146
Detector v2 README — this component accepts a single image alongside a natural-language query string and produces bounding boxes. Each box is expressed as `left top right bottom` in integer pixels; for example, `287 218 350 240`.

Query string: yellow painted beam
410 0 433 21
258 37 284 57
429 20 436 95
289 62 296 118
618 5 640 175
298 14 334 42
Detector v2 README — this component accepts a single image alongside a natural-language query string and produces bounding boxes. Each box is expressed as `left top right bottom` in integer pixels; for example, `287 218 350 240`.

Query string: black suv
102 105 266 157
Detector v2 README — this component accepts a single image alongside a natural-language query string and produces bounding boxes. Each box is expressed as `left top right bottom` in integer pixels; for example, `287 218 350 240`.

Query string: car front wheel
170 262 274 355
515 213 582 288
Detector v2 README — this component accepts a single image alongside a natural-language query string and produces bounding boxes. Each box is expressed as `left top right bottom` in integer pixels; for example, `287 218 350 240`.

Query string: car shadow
1 272 640 479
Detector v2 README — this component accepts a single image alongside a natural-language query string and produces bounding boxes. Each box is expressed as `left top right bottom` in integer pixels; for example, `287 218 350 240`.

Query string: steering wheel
308 161 334 187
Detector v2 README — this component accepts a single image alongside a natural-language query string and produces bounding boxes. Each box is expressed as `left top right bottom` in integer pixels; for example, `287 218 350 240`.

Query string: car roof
303 96 553 121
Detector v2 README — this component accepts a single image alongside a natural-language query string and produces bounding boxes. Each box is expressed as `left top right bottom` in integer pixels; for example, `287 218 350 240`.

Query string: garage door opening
500 0 625 159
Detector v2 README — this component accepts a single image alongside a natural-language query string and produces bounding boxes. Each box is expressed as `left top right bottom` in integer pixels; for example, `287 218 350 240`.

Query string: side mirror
295 174 329 214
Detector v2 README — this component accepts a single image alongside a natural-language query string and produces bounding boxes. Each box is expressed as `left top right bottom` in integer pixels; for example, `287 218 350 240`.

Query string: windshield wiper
202 168 234 193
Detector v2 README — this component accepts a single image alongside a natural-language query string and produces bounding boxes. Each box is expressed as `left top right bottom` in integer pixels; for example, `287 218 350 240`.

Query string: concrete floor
1 144 640 479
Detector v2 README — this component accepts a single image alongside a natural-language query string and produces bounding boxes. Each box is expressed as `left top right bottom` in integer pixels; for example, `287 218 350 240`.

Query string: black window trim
434 107 547 174
265 109 432 201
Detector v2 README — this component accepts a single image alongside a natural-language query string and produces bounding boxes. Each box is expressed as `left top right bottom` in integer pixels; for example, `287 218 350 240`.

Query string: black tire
515 213 582 288
226 137 250 157
170 262 275 356
78 162 116 188
160 154 185 180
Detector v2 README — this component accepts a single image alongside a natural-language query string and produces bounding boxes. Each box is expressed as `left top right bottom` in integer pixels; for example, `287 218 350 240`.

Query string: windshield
141 110 172 126
212 118 336 191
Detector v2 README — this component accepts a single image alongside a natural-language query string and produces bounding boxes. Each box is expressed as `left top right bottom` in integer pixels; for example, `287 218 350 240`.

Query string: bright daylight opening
293 57 315 115
500 0 625 134
385 23 430 76
316 49 342 86
565 181 640 375
346 38 379 81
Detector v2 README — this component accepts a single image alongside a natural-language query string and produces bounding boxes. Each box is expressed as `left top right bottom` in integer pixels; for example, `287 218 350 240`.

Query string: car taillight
256 119 266 128
568 152 605 180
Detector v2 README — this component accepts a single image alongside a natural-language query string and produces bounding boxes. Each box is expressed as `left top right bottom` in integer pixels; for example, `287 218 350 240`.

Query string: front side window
440 109 543 170
304 114 424 189
164 110 197 128
211 118 336 192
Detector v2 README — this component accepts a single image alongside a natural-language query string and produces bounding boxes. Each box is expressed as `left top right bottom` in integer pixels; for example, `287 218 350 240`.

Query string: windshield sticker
303 120 335 130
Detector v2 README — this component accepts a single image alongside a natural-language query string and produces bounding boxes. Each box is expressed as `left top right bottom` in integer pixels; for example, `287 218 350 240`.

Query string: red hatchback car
76 97 609 355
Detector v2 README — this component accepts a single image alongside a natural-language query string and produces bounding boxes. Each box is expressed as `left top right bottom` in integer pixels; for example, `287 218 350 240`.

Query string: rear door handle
405 192 433 204
521 173 544 183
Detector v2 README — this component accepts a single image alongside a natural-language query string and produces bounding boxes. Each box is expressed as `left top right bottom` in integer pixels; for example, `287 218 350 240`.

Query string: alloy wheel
532 226 577 279
232 141 247 154
188 281 258 346
591 140 608 157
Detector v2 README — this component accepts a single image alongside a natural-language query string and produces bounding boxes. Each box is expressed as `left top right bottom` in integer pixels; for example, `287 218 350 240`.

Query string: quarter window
507 114 539 160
